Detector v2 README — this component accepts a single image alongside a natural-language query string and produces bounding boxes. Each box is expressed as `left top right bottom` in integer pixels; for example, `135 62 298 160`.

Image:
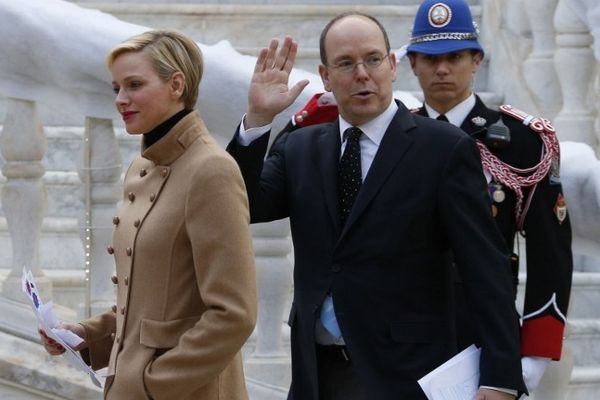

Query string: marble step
567 365 600 400
568 319 600 366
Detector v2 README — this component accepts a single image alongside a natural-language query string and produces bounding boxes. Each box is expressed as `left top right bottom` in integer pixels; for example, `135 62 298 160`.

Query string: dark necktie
338 127 362 226
436 114 449 122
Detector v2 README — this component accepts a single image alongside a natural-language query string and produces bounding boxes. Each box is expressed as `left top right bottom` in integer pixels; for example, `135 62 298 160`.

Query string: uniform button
110 333 115 340
111 275 118 284
111 305 117 313
149 193 156 202
133 219 140 228
112 216 120 225
120 307 125 315
115 335 120 344
332 264 341 273
128 192 135 202
140 168 147 177
107 246 114 255
161 168 168 177
126 247 132 256
124 276 129 286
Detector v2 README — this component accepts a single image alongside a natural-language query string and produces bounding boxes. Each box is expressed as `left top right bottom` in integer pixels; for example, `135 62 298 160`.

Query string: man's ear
170 71 185 99
472 51 483 73
318 64 332 92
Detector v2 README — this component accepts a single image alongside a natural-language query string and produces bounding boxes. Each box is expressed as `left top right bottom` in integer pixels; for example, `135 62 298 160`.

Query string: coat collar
142 111 208 165
317 101 416 238
342 101 415 237
317 119 343 233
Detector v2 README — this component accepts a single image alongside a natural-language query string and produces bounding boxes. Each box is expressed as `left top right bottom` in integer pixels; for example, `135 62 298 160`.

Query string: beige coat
80 112 257 400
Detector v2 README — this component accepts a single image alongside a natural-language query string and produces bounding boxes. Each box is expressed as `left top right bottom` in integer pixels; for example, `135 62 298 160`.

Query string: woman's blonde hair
107 30 203 110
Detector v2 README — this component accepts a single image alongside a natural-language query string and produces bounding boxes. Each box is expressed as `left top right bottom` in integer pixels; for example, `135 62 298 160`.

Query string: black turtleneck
143 108 192 149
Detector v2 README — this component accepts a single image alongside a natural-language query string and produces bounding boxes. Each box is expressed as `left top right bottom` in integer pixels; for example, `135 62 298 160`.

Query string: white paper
22 268 103 388
418 344 481 400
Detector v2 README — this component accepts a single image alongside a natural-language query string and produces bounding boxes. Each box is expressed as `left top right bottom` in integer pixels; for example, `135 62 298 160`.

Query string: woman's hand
38 321 87 355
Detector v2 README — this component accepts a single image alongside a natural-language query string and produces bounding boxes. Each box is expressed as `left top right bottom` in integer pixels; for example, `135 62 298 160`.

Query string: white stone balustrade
0 98 52 302
554 0 598 146
245 220 294 388
523 0 561 119
77 117 122 319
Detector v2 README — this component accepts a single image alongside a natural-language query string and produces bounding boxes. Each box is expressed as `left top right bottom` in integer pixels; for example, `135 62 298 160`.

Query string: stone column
0 98 52 301
245 219 293 388
553 0 597 146
77 117 122 319
523 0 561 118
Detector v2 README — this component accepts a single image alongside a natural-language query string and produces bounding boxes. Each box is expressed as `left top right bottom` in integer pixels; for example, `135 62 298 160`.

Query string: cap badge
429 3 452 28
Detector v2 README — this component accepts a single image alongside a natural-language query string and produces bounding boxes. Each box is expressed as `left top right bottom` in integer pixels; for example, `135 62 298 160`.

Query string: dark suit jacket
418 96 573 359
228 101 526 399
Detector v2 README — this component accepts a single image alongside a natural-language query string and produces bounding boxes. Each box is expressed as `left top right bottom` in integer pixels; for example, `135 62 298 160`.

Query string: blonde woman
40 30 257 400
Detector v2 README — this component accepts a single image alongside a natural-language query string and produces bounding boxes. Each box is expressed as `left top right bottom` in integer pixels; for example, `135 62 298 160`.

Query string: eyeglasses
329 54 390 74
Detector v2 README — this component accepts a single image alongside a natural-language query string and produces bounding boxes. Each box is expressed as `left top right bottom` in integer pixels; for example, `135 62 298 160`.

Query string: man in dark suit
405 0 573 394
227 11 525 400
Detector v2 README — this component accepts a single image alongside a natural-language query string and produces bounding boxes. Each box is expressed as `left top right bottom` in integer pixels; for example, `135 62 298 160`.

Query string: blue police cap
406 0 484 56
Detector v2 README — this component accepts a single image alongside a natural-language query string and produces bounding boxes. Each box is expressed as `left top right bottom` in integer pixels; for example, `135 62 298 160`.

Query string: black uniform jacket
418 95 573 360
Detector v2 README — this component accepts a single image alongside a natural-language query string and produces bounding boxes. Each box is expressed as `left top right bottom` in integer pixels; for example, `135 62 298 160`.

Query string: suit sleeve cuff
238 114 271 145
480 386 518 397
521 315 565 360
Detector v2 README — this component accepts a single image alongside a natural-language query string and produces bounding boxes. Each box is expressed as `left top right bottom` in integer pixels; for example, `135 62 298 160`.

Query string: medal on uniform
471 116 486 128
554 193 567 224
549 156 561 185
492 183 505 203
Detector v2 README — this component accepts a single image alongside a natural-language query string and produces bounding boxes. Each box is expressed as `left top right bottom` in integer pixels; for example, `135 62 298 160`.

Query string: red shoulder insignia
498 104 556 135
293 92 339 128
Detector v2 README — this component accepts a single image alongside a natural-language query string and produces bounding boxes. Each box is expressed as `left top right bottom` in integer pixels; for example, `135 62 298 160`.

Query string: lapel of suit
339 103 416 239
317 120 342 233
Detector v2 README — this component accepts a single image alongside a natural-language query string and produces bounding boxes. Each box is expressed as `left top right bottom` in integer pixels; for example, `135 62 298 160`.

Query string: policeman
276 0 573 395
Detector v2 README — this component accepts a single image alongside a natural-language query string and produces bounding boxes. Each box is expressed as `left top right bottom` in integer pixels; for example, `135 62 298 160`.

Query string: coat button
120 307 125 315
111 275 118 284
115 335 120 344
124 276 129 286
107 246 114 255
140 168 147 177
112 216 120 225
110 333 115 340
149 193 156 202
332 264 341 273
133 219 140 228
128 192 135 202
126 247 132 256
111 305 117 313
162 168 168 177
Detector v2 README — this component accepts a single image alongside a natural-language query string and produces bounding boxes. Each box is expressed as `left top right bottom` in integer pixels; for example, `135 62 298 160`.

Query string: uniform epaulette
292 92 338 127
499 104 556 136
